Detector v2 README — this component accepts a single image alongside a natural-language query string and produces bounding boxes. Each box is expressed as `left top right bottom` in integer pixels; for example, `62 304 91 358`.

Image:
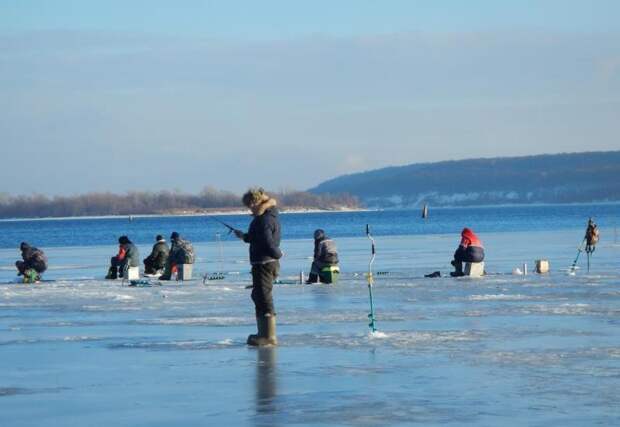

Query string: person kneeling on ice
451 227 484 277
234 187 282 346
105 236 140 279
306 229 339 284
16 242 48 283
143 234 169 275
159 232 195 280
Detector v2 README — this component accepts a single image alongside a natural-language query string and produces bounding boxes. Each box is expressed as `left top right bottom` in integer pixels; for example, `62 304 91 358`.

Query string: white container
177 264 193 281
126 266 140 280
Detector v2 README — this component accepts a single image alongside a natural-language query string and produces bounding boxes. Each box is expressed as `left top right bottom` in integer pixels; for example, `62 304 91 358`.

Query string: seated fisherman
16 242 48 283
159 232 195 280
143 234 169 275
451 227 484 277
306 229 340 284
105 236 140 279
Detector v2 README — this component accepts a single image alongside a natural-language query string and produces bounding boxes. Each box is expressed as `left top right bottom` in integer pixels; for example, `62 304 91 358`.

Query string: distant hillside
309 151 620 207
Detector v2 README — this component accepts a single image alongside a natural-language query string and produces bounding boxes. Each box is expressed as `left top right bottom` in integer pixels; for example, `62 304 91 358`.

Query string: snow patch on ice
136 316 249 326
468 294 533 301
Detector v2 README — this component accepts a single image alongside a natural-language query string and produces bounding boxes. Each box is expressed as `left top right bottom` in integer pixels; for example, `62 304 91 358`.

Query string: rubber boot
105 266 118 280
247 316 266 345
247 314 277 346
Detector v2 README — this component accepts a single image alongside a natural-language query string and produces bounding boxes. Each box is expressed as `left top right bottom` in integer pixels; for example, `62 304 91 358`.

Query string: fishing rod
207 216 241 235
366 224 377 333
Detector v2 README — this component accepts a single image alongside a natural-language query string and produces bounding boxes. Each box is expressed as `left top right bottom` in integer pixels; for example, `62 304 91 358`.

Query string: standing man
585 217 600 254
234 188 282 346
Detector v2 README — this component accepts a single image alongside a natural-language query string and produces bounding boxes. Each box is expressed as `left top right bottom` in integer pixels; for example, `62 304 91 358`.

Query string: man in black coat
143 235 169 275
234 187 282 346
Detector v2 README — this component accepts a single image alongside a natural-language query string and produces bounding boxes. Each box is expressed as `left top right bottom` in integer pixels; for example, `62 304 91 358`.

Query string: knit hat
118 236 130 244
170 232 180 240
156 234 163 241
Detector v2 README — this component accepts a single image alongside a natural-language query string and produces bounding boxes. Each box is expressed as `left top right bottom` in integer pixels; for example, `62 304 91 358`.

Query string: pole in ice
365 224 377 333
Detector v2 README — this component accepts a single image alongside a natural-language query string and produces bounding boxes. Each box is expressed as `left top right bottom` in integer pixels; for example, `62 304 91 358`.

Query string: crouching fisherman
451 227 484 277
234 188 282 346
159 232 195 280
306 229 340 284
16 242 48 283
105 236 140 279
143 234 169 275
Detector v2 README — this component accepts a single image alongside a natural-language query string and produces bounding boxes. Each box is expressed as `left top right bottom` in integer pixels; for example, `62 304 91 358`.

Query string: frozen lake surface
1 210 620 425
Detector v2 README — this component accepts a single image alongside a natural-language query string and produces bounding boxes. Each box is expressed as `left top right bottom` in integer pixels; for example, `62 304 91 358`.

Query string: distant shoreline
0 201 618 222
0 206 369 222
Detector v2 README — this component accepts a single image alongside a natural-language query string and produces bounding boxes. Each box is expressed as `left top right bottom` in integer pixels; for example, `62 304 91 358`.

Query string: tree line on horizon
0 188 360 219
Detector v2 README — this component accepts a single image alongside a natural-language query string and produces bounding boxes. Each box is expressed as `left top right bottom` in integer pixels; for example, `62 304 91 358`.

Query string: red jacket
460 228 483 248
116 245 127 261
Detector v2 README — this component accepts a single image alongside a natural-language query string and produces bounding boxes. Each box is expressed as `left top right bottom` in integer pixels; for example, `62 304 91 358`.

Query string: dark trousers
453 246 485 273
16 260 47 275
144 257 164 274
251 261 279 316
110 256 128 274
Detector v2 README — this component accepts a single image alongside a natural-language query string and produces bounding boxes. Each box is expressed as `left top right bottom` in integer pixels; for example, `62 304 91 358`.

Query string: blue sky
1 1 619 195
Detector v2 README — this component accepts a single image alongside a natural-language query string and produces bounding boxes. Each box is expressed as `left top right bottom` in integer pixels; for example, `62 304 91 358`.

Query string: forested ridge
310 151 620 207
0 188 359 219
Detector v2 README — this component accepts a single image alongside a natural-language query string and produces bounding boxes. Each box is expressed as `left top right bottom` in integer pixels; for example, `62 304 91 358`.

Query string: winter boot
159 264 172 280
247 314 277 346
305 273 319 284
450 261 464 277
105 266 118 280
247 315 267 345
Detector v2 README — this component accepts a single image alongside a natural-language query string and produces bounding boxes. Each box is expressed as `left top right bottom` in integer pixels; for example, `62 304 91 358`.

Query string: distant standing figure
234 187 282 346
451 228 485 277
105 236 140 279
159 232 195 280
143 234 169 275
16 242 48 283
585 218 600 254
306 229 339 284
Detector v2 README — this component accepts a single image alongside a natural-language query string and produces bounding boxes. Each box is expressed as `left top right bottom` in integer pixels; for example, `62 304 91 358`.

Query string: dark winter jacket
145 240 169 268
20 243 48 272
242 198 282 265
170 237 195 264
313 235 339 268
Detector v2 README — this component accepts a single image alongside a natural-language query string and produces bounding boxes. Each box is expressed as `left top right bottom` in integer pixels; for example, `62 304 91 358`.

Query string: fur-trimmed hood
251 196 277 217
